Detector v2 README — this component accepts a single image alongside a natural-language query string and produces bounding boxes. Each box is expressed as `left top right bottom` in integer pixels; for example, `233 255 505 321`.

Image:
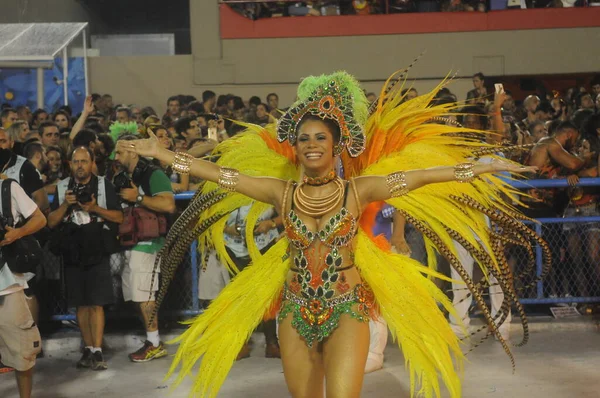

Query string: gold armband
386 171 409 197
218 167 240 192
454 162 475 183
171 152 194 175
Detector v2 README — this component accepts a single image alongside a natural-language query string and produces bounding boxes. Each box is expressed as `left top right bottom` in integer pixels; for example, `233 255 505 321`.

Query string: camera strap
1 179 15 228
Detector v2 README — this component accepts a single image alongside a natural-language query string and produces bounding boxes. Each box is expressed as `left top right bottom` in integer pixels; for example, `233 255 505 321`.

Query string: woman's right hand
117 129 161 159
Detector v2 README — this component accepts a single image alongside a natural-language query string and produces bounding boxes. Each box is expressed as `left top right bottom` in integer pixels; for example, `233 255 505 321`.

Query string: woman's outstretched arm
354 159 537 206
116 131 287 207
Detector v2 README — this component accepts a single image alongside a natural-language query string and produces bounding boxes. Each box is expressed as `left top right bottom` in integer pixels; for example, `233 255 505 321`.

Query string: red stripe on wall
220 5 600 39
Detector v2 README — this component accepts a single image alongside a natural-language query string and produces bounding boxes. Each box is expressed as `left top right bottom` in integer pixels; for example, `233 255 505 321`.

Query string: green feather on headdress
108 121 139 159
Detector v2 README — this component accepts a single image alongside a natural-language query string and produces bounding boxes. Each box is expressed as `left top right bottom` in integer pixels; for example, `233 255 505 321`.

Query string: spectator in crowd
153 126 189 193
23 142 48 184
73 129 99 153
202 90 217 114
366 92 376 103
114 135 176 362
1 108 18 129
0 128 48 209
39 122 60 149
140 106 157 121
466 72 487 105
44 146 65 194
216 95 231 117
6 120 30 156
101 94 114 114
130 106 143 125
264 93 277 110
30 109 48 130
560 116 600 299
16 106 32 126
69 96 96 141
288 2 321 16
96 133 116 177
53 110 71 130
501 90 517 116
534 101 554 122
551 96 568 121
576 92 595 111
0 179 46 398
525 121 584 218
163 96 181 125
175 116 201 148
402 88 418 101
116 107 133 124
223 204 282 359
591 76 600 97
528 121 548 143
47 146 122 371
521 95 541 130
58 132 73 169
572 108 595 132
253 103 272 126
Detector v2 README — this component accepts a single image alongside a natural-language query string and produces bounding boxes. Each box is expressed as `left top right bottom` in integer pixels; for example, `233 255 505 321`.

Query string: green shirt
132 169 173 254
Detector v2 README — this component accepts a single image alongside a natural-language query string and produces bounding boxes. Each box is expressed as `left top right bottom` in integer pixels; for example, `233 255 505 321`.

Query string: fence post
535 223 544 299
190 240 199 312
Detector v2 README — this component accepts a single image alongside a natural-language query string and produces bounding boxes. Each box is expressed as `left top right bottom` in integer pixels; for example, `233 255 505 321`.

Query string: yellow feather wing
167 239 290 398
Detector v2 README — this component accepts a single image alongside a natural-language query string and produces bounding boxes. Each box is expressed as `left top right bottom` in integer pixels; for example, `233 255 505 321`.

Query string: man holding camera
47 147 123 370
0 179 47 397
114 135 175 363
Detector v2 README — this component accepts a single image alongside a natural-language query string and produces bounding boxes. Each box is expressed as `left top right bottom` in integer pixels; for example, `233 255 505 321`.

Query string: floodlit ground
1 319 599 397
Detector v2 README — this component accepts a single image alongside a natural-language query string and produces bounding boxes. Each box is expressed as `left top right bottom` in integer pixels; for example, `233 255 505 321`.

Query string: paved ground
1 322 599 398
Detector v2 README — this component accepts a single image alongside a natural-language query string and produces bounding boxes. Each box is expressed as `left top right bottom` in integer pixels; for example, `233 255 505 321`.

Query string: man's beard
0 148 12 169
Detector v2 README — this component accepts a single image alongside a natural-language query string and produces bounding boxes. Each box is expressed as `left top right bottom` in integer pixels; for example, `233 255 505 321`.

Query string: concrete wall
88 55 472 117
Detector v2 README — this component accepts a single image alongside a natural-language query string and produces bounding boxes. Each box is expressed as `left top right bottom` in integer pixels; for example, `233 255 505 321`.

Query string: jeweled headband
277 72 368 158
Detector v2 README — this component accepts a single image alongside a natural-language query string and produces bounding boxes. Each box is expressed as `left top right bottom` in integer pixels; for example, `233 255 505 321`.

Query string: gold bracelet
386 171 409 197
171 152 194 175
218 167 239 192
455 162 475 183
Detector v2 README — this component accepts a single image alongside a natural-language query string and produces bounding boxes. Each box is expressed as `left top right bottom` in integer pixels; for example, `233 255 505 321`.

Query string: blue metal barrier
45 177 600 322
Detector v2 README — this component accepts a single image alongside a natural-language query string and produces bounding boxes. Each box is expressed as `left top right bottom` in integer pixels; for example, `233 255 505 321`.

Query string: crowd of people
228 0 591 20
1 70 600 397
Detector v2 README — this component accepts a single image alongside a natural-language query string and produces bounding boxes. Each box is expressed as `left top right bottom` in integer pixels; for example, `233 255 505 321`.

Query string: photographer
0 180 46 398
47 147 123 371
113 135 175 363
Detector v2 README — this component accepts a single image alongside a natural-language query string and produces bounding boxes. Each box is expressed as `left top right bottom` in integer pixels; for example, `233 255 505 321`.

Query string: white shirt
0 181 38 296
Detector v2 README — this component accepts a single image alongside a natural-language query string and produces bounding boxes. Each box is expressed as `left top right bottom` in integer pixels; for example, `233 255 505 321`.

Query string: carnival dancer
118 71 544 398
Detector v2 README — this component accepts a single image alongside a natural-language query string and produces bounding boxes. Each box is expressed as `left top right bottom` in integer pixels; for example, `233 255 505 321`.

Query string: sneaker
91 351 108 371
128 340 167 363
76 348 93 369
0 361 14 374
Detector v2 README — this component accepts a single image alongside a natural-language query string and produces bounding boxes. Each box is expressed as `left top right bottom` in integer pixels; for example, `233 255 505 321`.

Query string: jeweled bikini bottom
277 283 373 348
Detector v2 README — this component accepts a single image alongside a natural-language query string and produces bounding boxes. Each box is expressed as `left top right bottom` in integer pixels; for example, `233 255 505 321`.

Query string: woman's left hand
489 158 538 174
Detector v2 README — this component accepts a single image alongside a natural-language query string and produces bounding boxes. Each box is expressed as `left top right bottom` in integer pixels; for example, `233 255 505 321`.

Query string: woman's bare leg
323 315 370 398
279 316 325 398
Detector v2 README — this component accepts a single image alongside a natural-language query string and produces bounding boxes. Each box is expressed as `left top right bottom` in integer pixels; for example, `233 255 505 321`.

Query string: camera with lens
0 213 9 241
113 171 133 192
73 183 94 204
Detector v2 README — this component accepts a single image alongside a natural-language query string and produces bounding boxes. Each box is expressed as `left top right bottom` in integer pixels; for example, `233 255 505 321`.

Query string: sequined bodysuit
278 179 375 347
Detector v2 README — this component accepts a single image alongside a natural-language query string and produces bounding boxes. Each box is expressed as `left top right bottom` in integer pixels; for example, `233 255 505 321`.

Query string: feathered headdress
277 71 369 157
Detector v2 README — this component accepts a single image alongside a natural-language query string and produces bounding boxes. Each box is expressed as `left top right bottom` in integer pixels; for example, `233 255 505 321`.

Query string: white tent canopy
0 23 89 108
